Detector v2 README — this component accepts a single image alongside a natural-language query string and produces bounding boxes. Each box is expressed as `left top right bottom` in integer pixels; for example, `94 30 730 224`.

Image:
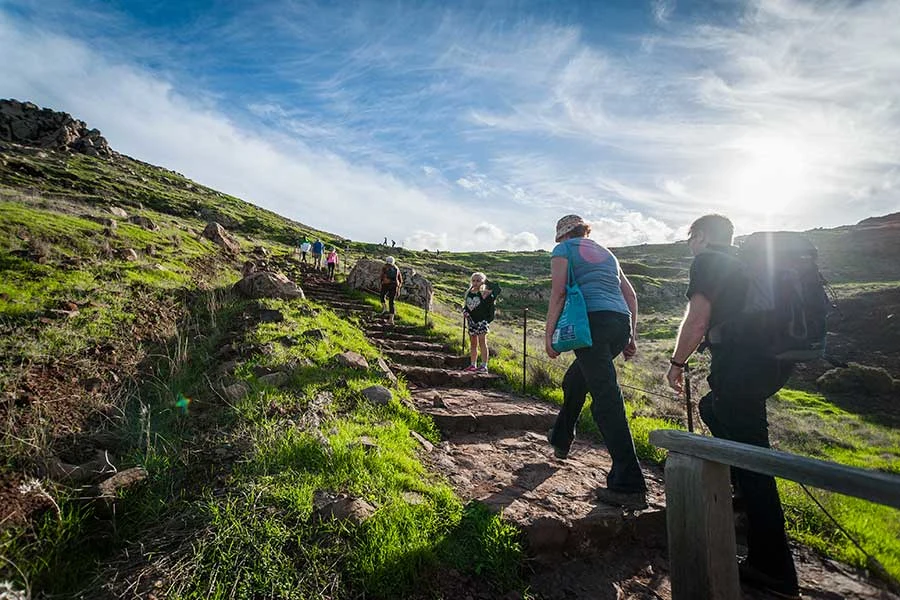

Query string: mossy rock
816 362 897 396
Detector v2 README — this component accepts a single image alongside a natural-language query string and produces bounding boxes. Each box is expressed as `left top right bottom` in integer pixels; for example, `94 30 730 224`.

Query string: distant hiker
391 239 396 248
462 272 501 373
326 247 339 281
311 239 324 269
667 214 801 599
383 236 388 245
299 238 311 264
544 215 645 508
379 256 403 325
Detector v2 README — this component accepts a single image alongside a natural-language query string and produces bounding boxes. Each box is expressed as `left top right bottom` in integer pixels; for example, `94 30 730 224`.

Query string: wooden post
664 452 740 600
522 308 528 394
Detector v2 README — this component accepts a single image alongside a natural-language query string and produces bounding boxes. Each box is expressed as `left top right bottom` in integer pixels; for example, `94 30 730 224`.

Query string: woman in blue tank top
544 214 647 508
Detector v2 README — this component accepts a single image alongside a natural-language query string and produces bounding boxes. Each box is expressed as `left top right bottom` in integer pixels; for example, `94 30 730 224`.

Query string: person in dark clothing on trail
380 256 403 325
311 239 324 269
462 272 501 373
667 214 800 600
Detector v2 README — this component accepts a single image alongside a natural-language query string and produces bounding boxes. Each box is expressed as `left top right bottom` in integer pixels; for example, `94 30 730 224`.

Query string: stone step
425 429 666 556
396 365 502 388
411 387 557 434
366 330 429 341
365 323 423 334
374 339 450 352
384 350 470 369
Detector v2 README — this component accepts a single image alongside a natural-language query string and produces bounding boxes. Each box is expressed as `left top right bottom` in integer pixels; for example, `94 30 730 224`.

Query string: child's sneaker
476 364 488 373
463 364 478 372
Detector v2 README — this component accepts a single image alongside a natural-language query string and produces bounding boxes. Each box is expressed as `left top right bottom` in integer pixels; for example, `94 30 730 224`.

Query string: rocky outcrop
233 271 305 300
347 259 433 309
0 99 113 157
202 222 241 254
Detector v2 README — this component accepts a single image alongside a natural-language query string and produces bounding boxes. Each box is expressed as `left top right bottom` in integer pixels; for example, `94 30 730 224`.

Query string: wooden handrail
650 429 900 509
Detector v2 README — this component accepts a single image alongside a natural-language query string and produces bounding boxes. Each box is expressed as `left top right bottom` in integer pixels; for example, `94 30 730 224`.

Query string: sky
1 0 899 251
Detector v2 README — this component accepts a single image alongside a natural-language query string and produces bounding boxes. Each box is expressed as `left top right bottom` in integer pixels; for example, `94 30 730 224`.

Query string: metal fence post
461 313 467 355
424 302 429 328
522 308 528 394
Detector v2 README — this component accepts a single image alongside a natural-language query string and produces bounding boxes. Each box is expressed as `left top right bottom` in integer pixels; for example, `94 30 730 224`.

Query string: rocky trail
289 261 897 600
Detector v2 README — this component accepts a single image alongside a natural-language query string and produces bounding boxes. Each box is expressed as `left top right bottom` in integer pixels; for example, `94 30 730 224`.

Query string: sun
727 135 809 217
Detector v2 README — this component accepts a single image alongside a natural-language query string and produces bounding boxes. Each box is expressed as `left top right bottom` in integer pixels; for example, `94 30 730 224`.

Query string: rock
361 385 392 406
223 382 250 402
355 436 379 452
199 208 241 229
233 271 304 300
97 466 148 498
0 99 113 157
127 215 159 231
376 357 398 386
93 466 149 517
252 245 268 257
346 259 434 309
336 351 369 370
45 450 117 485
258 309 284 323
120 248 139 261
816 362 896 396
313 490 376 525
202 222 241 254
108 206 128 218
301 328 328 341
258 372 290 388
410 430 434 453
83 214 116 228
402 491 427 505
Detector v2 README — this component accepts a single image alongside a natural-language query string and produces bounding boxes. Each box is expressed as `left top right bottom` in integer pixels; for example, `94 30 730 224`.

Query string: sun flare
728 135 809 217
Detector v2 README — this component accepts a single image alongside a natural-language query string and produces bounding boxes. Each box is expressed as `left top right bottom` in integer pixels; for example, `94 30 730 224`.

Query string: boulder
223 382 250 402
336 351 369 370
361 385 392 406
108 206 129 218
313 490 376 525
127 215 159 231
347 259 434 309
233 271 304 300
202 222 241 254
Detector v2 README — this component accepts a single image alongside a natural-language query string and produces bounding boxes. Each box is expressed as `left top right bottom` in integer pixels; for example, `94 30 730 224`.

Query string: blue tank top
551 238 630 316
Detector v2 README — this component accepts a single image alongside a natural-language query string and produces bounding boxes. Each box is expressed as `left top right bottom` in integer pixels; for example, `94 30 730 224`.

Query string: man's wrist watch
669 357 687 369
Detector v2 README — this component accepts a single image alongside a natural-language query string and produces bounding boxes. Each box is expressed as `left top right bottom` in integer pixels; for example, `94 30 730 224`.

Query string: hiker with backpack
544 215 646 509
462 272 501 373
379 256 403 325
326 247 339 281
311 239 324 270
667 214 827 600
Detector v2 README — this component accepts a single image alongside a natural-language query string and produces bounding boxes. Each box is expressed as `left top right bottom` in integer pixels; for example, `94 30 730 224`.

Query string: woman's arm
544 256 568 358
619 269 639 360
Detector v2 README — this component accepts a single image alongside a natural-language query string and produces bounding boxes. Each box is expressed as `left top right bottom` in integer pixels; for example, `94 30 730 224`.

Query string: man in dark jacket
667 214 799 600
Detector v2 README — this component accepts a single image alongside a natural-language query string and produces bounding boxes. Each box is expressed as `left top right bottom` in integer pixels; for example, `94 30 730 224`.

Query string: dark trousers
380 284 397 314
550 311 645 493
700 347 797 587
327 263 336 278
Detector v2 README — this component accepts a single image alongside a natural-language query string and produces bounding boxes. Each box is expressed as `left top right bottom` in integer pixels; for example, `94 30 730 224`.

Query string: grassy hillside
1 139 898 595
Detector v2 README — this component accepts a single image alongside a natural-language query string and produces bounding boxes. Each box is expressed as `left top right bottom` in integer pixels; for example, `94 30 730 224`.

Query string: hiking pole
684 364 694 433
522 308 528 394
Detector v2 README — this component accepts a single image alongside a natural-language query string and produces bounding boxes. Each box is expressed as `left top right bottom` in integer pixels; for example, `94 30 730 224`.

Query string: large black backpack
708 232 829 362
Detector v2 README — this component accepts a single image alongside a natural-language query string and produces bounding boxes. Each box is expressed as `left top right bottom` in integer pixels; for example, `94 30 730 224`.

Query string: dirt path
293 263 898 600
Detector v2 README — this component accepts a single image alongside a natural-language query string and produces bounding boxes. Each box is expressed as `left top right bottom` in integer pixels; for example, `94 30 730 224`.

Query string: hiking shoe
594 487 648 510
546 428 568 459
738 561 801 599
463 365 478 372
476 364 488 373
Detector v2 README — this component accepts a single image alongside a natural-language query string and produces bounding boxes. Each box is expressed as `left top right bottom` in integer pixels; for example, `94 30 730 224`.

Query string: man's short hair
689 214 733 245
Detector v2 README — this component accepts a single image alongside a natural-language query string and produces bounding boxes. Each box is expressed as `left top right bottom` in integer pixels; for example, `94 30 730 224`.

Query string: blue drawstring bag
551 244 593 352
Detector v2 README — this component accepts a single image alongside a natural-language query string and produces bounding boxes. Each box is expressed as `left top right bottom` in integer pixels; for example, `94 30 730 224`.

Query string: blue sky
2 0 899 250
